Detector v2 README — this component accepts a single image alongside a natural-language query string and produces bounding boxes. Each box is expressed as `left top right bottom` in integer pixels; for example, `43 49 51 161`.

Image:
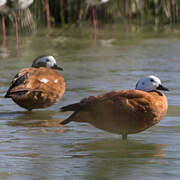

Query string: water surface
0 25 180 179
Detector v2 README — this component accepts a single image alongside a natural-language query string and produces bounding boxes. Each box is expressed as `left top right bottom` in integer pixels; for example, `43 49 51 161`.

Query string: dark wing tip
60 119 72 125
8 72 28 91
60 102 82 112
60 106 68 112
4 92 10 98
4 72 29 98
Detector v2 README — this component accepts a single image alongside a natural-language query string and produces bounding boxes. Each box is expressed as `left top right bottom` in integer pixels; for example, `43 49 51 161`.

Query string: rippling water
0 25 180 179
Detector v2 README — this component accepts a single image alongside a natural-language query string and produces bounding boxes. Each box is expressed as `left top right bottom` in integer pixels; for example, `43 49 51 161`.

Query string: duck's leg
122 134 127 140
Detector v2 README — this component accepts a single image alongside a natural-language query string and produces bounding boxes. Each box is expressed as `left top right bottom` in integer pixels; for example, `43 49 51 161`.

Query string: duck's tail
60 102 84 112
60 103 82 125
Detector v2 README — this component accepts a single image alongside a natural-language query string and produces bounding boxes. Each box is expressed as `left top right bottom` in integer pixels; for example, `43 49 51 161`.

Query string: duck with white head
136 75 168 92
60 75 168 140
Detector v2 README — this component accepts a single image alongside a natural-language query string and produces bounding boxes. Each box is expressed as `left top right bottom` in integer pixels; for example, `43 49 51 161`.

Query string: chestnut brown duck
5 55 65 111
60 75 168 140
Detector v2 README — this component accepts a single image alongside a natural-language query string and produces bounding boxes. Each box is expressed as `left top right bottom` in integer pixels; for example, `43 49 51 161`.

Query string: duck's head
32 55 63 70
135 75 169 92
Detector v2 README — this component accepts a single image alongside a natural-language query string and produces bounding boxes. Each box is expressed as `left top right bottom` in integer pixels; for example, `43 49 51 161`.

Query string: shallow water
0 25 180 179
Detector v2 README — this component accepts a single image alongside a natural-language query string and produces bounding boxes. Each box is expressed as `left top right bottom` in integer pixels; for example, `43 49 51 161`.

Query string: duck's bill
157 84 169 91
53 64 63 71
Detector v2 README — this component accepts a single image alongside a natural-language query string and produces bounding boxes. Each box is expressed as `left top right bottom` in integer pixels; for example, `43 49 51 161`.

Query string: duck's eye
150 79 154 82
46 59 50 62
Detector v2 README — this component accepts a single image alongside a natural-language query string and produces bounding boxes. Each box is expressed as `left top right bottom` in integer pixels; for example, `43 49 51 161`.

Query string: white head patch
135 75 162 92
45 56 56 68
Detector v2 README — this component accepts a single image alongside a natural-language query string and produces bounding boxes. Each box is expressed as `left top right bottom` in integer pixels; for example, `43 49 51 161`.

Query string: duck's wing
4 68 42 98
60 90 152 125
61 90 149 111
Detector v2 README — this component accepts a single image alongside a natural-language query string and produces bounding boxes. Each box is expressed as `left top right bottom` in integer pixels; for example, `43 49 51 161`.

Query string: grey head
32 55 63 70
135 75 168 92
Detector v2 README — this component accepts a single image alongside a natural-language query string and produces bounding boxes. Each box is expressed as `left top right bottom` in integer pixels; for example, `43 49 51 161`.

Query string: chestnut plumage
5 55 65 111
60 75 168 140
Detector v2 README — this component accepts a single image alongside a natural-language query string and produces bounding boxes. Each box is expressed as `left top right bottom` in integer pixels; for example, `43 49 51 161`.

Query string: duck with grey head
5 55 65 111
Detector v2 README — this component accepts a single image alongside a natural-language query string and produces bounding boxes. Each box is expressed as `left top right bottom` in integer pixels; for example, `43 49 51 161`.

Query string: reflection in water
64 139 166 180
6 111 64 133
0 26 179 179
0 45 10 58
168 105 180 117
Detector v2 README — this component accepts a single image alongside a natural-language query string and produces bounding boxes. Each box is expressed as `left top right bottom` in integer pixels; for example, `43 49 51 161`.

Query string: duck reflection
63 139 166 179
6 110 64 131
4 118 167 179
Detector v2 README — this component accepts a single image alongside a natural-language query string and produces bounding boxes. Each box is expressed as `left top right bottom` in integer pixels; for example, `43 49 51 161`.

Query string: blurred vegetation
1 0 180 33
30 0 180 27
